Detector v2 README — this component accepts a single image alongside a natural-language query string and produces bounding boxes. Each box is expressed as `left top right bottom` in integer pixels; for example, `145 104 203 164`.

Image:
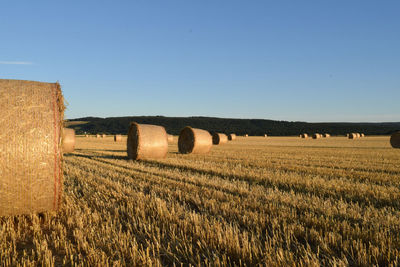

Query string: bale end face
179 126 212 154
212 133 228 145
228 134 236 141
127 122 168 160
390 132 400 148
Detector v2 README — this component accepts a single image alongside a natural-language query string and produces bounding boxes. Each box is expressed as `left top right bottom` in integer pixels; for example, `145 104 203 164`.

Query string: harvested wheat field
1 136 399 266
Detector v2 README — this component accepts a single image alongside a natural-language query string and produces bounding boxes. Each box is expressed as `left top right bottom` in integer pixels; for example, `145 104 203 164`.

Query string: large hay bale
0 79 64 216
312 133 321 139
167 134 174 143
212 133 228 145
114 135 122 142
63 128 75 153
390 132 400 148
228 133 236 141
127 122 168 160
348 133 358 139
178 126 212 154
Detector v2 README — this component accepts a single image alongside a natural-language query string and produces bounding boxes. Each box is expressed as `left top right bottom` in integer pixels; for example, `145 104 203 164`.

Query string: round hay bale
348 133 357 139
178 126 212 154
323 133 331 138
356 133 361 138
312 133 321 139
390 132 400 148
102 134 106 138
264 134 268 137
212 133 228 145
228 133 236 141
301 133 308 138
244 134 248 137
62 128 75 153
114 135 122 142
0 79 64 216
167 134 174 143
96 134 100 138
127 122 168 160
360 133 365 137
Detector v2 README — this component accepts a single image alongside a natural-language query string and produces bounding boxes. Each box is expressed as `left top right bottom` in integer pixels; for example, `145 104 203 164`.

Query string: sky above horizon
0 1 399 122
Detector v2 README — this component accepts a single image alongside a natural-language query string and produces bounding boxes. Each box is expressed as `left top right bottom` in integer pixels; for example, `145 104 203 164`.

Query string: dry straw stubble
178 126 212 154
127 122 168 160
212 133 228 145
0 79 64 216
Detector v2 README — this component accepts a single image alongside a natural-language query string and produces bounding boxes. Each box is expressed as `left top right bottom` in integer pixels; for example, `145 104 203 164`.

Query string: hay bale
323 133 331 138
212 133 228 145
390 132 400 148
356 133 361 138
348 133 358 139
0 79 64 216
167 134 174 143
312 133 321 139
102 134 106 138
62 128 75 153
178 126 212 154
264 134 268 137
127 122 168 160
361 133 365 137
301 133 308 138
228 134 236 141
114 135 122 142
96 134 100 138
244 134 248 137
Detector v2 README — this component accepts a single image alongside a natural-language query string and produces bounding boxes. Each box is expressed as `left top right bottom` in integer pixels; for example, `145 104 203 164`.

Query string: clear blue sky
1 1 399 122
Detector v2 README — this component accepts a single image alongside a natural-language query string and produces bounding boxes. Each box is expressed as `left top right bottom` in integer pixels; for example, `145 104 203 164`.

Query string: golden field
1 136 399 266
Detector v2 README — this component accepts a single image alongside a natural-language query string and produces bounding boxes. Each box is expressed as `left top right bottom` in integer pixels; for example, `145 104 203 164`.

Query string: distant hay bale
323 133 331 138
264 134 268 137
85 134 89 137
390 132 400 148
114 135 122 142
178 126 212 154
102 134 106 138
228 134 236 141
127 123 168 160
244 134 249 137
63 128 75 153
312 133 321 139
96 134 101 138
356 133 361 138
348 133 358 139
212 133 228 145
301 133 308 138
360 133 365 137
167 134 174 143
0 79 65 216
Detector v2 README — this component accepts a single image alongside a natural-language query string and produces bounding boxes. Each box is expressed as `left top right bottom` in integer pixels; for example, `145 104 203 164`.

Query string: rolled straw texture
348 133 357 139
178 127 212 154
212 133 228 145
127 123 168 160
228 134 236 141
114 135 122 142
63 128 75 153
167 134 174 143
390 132 400 148
0 79 64 216
312 133 321 139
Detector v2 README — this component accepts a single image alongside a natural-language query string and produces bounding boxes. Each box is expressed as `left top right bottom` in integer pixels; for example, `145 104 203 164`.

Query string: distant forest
66 116 400 136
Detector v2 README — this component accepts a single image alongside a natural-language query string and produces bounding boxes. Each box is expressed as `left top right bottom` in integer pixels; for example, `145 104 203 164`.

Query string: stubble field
1 136 399 266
